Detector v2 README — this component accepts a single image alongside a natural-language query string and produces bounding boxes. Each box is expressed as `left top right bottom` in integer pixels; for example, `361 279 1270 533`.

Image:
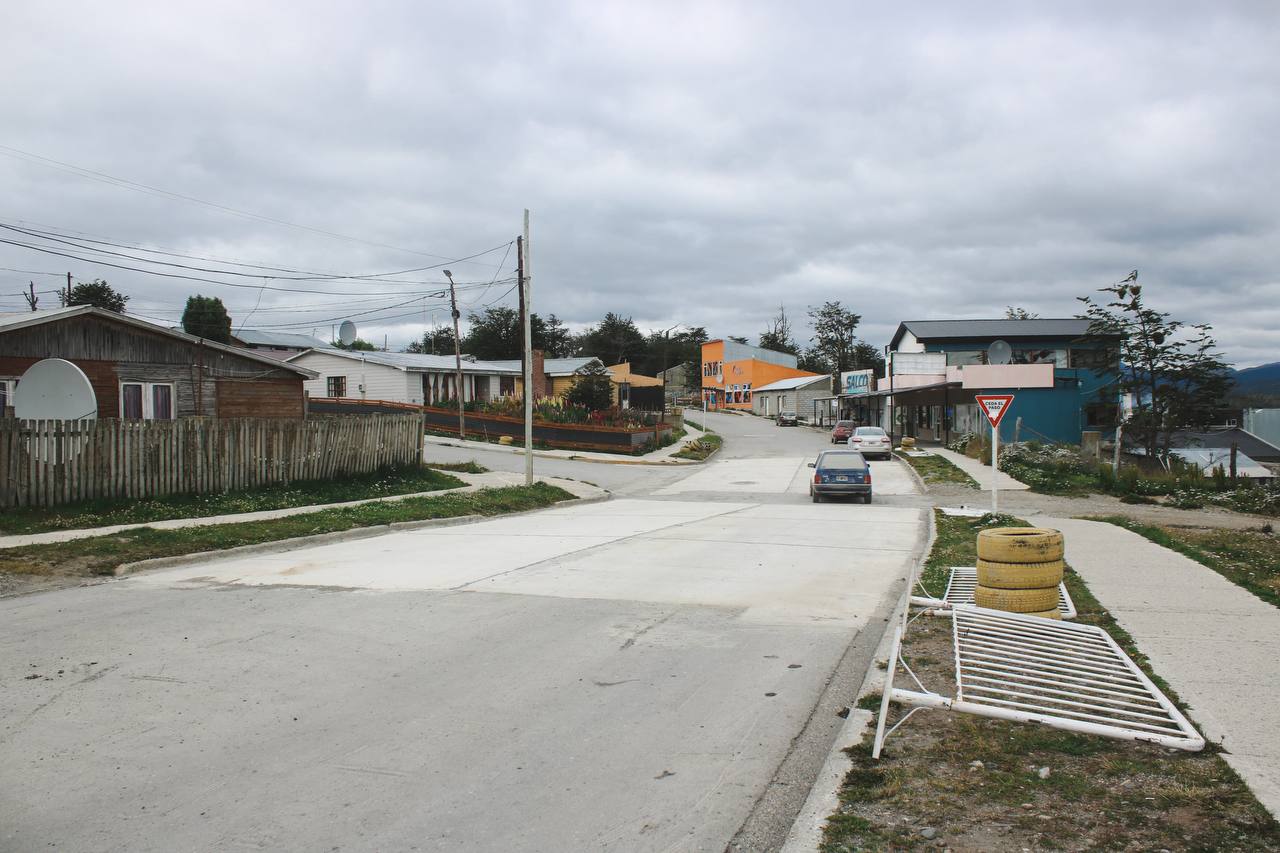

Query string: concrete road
1 410 925 852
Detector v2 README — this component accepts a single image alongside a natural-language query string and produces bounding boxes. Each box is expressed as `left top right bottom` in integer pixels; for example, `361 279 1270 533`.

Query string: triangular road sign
975 394 1015 428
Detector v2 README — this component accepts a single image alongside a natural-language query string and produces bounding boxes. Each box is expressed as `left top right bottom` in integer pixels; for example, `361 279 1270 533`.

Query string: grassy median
0 483 574 582
897 451 979 489
0 465 466 536
823 510 1280 852
673 433 722 461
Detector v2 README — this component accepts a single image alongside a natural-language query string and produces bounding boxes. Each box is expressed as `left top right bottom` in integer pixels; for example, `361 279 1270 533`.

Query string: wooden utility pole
24 281 38 311
65 272 72 306
521 210 533 485
444 270 466 438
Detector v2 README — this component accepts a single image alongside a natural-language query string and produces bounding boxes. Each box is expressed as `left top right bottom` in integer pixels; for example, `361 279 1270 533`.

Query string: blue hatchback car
808 450 872 503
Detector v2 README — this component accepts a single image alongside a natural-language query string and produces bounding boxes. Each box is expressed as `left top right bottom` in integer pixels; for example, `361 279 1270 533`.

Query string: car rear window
835 421 854 428
820 452 866 468
855 427 886 436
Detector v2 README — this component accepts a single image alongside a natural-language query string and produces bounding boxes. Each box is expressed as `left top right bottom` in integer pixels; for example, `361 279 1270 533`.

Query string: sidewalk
1034 515 1280 819
0 472 604 550
931 446 1029 491
424 421 706 465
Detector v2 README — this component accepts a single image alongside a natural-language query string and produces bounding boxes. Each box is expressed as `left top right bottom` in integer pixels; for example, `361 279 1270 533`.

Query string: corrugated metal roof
753 374 831 393
233 329 328 349
487 356 600 376
891 318 1113 348
292 347 521 374
1168 449 1273 479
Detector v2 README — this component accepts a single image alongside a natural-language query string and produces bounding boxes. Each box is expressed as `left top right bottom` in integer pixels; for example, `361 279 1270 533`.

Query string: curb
113 491 612 577
424 436 708 467
893 451 930 495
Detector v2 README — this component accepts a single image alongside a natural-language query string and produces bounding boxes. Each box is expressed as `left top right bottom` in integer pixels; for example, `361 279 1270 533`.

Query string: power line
0 222 510 286
0 144 505 266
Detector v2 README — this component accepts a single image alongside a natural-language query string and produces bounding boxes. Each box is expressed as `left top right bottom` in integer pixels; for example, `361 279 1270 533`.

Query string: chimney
531 349 547 399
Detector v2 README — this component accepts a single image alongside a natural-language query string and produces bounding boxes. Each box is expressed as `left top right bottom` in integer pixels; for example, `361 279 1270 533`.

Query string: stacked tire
974 528 1064 620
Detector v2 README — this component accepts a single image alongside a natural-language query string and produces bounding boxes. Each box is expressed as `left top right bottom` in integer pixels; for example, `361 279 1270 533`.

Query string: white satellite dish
14 358 98 421
987 339 1013 365
338 320 358 346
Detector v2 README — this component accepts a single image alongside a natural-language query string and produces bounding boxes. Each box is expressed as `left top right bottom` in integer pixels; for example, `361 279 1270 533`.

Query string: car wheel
812 492 821 503
865 494 873 504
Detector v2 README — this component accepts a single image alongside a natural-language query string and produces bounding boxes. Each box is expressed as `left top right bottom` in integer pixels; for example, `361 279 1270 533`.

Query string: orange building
700 339 823 410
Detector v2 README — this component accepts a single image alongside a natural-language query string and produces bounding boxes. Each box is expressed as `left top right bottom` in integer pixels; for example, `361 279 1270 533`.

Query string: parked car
848 426 892 459
777 411 798 426
831 420 856 444
808 450 872 503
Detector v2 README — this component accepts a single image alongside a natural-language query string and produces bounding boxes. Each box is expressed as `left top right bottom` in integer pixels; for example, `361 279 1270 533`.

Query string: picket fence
0 414 424 508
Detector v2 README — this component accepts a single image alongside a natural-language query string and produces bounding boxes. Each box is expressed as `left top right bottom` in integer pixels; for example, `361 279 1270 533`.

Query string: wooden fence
0 414 424 508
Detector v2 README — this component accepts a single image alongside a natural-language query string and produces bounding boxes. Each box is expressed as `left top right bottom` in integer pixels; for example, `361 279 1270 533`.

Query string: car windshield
781 412 796 417
854 427 886 437
819 451 865 469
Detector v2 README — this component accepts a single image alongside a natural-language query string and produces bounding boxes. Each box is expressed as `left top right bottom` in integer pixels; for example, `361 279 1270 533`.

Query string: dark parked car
808 450 872 503
831 420 855 444
777 411 798 426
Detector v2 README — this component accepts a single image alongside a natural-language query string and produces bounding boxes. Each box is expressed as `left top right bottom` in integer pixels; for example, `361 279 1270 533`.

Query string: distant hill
1231 361 1280 402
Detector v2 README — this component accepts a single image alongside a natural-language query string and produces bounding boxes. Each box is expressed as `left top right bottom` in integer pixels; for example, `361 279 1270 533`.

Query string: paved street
0 411 926 852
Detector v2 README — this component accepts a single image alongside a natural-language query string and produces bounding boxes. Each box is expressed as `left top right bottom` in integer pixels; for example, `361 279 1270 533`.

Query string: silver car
848 426 892 459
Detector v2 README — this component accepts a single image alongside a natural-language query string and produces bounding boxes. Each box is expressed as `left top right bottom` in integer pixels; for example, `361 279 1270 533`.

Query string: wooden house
0 306 317 419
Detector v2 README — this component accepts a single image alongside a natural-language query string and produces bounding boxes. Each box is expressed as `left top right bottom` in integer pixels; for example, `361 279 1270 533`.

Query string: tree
727 335 749 345
1005 306 1040 319
405 327 457 354
565 360 614 411
333 337 376 351
758 305 799 355
797 348 832 375
180 294 232 343
575 313 648 366
1078 271 1232 457
61 279 128 313
850 341 886 376
807 301 862 374
537 314 573 358
464 307 522 360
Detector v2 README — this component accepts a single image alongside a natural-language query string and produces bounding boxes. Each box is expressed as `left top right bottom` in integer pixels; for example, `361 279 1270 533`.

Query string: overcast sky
2 1 1276 366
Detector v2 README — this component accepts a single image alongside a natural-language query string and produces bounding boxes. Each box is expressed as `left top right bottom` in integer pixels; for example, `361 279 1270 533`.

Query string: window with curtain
152 384 173 420
327 376 347 397
121 383 144 419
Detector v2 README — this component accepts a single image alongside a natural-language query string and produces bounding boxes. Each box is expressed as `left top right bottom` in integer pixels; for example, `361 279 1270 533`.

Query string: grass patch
1089 516 1280 609
684 418 713 433
673 433 723 461
824 509 1280 851
0 465 465 536
0 483 574 581
898 452 979 489
425 460 489 474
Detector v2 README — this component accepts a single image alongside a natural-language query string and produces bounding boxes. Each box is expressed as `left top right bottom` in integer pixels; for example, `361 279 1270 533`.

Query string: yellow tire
976 528 1064 563
976 558 1064 590
1023 608 1062 620
974 584 1059 613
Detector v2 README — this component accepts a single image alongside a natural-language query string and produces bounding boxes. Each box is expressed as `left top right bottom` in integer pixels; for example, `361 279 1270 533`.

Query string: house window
120 382 175 420
0 378 15 412
327 376 347 397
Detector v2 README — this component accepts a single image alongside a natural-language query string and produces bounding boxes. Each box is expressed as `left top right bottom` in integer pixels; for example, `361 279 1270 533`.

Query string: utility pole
444 270 466 439
521 209 534 485
65 272 72 306
24 281 38 311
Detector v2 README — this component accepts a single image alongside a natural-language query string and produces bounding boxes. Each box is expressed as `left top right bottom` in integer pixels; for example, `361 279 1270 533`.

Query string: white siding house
287 348 519 405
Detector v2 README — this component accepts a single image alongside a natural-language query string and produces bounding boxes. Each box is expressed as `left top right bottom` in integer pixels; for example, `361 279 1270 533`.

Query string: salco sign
841 369 874 396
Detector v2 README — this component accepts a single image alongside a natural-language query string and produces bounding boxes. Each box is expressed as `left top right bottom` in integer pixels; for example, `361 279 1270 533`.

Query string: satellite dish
14 359 98 421
338 320 357 346
987 339 1012 365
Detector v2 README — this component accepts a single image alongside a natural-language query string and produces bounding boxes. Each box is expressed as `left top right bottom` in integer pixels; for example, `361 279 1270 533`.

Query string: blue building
864 318 1121 445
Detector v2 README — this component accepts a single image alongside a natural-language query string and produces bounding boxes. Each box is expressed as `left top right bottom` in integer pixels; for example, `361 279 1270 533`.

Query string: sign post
975 395 1015 513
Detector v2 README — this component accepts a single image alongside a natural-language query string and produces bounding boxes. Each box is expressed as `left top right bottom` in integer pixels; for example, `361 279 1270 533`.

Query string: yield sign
975 394 1015 428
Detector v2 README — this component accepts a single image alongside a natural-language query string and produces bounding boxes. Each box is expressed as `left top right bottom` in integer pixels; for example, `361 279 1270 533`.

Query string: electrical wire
0 144 505 267
0 222 509 286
